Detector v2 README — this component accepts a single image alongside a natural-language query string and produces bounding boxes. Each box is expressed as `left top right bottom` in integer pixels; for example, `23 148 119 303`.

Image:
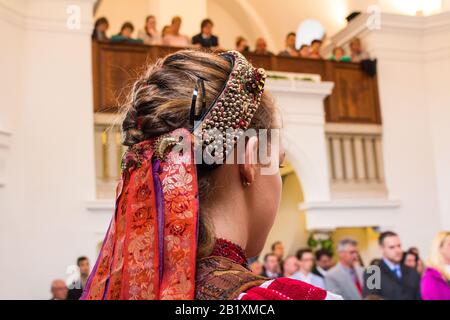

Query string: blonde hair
426 231 450 280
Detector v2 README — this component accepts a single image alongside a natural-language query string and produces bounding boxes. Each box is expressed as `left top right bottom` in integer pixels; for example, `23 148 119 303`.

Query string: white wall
0 0 26 299
424 20 450 230
95 0 149 37
0 0 99 299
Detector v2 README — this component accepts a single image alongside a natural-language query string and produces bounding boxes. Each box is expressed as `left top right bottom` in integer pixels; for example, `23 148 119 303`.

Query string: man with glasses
325 238 364 300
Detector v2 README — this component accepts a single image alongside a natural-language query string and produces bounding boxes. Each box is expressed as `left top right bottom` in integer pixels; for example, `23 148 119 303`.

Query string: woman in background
138 15 161 45
401 250 419 270
92 17 109 41
421 232 450 300
235 36 249 53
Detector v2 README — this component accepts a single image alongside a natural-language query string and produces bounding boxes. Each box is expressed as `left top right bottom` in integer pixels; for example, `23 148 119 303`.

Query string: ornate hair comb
190 51 267 170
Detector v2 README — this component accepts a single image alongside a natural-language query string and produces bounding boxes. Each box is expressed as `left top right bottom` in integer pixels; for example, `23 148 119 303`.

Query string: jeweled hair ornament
192 51 267 171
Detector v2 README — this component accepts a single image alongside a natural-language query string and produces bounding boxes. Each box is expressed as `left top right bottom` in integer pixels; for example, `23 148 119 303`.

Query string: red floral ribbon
81 129 199 300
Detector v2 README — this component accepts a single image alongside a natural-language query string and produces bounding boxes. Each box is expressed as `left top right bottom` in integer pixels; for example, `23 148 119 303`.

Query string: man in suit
262 253 281 279
313 249 334 278
363 231 421 300
325 238 364 300
67 256 91 300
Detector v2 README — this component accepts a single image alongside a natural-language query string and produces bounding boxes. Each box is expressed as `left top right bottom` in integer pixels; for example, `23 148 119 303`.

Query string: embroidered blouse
195 238 342 300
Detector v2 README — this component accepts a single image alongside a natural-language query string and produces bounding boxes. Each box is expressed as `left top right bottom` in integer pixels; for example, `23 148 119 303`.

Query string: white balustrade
325 123 387 199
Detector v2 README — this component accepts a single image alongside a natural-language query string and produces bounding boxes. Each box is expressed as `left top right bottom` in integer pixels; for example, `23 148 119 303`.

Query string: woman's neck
209 189 249 253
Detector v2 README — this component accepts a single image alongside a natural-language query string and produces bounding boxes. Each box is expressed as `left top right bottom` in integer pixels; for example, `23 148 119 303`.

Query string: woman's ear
239 136 259 185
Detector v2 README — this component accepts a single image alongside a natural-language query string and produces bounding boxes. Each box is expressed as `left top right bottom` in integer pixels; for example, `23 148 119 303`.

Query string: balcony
91 41 387 207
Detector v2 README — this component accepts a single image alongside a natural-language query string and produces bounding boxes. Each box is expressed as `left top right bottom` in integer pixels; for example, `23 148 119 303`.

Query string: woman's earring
242 180 251 187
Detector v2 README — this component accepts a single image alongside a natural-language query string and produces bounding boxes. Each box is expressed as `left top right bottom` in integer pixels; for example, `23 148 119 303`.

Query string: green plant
307 232 334 254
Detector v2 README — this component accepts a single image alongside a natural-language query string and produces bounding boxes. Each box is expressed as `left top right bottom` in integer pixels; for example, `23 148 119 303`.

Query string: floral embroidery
82 129 198 300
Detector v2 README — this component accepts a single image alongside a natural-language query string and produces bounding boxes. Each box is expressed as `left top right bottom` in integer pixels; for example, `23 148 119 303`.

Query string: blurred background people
308 39 323 59
313 249 334 278
421 231 450 300
369 258 382 266
163 16 190 47
408 247 425 274
111 22 143 43
283 255 299 278
161 25 171 38
292 249 325 289
299 44 310 58
325 238 363 300
402 250 419 270
279 32 299 57
192 18 219 49
235 36 249 53
92 17 109 41
138 15 161 45
67 256 90 300
271 241 285 262
363 231 421 300
249 260 263 276
262 253 281 279
330 46 351 62
253 38 272 55
350 37 369 62
50 279 68 300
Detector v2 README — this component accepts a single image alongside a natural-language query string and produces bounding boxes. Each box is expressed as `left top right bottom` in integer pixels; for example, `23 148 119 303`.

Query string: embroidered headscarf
81 51 266 300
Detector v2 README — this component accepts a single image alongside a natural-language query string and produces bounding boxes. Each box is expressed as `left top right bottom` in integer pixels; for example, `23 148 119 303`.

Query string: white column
267 80 334 203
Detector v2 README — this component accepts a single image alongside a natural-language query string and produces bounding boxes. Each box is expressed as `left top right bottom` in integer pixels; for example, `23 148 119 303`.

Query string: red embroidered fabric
208 239 331 300
210 238 248 267
239 278 329 300
81 129 199 300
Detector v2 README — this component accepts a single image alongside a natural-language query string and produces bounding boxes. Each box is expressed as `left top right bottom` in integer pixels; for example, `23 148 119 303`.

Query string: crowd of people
92 15 369 63
248 231 450 300
51 231 450 300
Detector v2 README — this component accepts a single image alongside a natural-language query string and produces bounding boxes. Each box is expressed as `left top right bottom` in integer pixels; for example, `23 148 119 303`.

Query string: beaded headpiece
190 51 267 169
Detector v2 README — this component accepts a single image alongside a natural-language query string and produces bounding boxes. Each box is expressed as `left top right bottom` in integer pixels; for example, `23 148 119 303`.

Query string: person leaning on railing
111 22 143 44
192 18 219 50
137 15 162 45
92 17 109 42
278 32 299 57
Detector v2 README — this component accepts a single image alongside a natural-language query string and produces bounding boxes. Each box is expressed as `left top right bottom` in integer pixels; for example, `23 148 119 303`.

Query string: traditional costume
81 51 340 300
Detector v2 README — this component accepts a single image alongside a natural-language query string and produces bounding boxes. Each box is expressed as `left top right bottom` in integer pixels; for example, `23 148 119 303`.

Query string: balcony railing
325 124 386 199
91 41 382 125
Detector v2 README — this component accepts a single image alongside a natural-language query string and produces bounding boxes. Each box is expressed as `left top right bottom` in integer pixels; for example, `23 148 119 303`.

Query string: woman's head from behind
122 50 283 259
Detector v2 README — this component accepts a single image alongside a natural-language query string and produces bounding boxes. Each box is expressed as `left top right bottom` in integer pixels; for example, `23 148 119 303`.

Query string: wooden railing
92 41 382 125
